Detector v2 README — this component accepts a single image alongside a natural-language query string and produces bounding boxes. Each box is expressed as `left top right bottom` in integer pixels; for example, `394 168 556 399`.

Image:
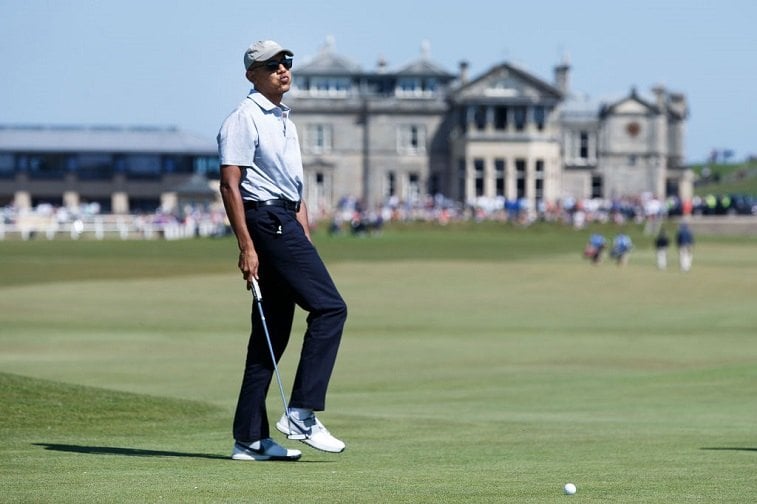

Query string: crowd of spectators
327 193 687 233
1 190 754 241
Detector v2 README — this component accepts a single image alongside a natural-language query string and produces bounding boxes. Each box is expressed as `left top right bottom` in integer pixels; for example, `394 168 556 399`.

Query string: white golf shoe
231 438 301 461
276 410 346 453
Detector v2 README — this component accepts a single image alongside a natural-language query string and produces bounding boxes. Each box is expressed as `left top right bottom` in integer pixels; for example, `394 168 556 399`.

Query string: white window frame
307 77 350 97
304 124 333 154
395 78 437 98
397 124 426 154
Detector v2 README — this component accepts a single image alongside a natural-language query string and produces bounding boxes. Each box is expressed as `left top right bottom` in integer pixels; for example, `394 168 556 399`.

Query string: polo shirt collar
248 90 290 112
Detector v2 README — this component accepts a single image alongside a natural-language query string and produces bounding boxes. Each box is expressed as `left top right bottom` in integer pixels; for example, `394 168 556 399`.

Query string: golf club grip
250 277 262 301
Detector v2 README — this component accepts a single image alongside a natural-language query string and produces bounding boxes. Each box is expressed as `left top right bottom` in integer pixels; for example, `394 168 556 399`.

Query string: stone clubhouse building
0 39 691 217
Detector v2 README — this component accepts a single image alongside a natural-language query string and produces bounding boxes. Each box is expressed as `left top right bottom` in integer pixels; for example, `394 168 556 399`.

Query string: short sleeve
217 108 258 167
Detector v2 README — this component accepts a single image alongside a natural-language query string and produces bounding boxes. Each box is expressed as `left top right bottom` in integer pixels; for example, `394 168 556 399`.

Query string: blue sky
1 0 755 163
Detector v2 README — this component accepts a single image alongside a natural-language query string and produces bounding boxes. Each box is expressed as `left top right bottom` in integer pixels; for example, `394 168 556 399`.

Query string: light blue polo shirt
217 90 303 202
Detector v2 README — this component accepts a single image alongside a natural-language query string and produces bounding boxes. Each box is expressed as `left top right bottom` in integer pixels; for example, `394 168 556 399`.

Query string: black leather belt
244 199 301 212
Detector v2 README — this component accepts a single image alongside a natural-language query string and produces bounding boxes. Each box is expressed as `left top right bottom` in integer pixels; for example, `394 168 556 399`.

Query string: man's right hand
238 248 259 289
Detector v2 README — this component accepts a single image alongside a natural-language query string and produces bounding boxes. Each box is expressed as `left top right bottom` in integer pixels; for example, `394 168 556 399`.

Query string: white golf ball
564 483 577 495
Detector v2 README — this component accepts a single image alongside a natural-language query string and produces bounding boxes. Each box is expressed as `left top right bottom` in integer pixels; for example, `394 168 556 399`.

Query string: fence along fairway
1 224 757 502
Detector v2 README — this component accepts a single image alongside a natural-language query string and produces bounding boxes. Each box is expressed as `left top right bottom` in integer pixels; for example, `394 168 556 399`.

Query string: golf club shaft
250 278 291 424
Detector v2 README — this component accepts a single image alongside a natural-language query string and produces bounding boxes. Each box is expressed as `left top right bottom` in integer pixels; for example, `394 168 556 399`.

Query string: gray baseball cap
244 40 294 70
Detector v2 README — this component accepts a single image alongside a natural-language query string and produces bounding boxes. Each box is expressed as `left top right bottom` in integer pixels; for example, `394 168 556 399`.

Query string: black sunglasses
253 57 293 72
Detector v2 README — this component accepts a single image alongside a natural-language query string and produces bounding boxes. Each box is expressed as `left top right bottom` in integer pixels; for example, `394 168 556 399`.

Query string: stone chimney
668 93 688 117
651 84 667 112
553 62 570 95
553 52 570 95
459 61 469 84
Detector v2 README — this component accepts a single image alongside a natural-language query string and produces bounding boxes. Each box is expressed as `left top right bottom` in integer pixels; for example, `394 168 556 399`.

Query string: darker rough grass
0 371 220 434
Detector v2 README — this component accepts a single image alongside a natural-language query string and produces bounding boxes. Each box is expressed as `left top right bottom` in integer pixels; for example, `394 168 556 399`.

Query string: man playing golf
217 39 348 461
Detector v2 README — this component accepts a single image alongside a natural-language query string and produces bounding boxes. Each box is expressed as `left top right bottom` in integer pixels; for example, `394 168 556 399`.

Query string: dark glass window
474 106 487 131
580 131 589 159
535 160 544 200
125 155 161 179
534 106 545 131
516 159 526 198
76 153 114 180
591 175 603 198
194 156 220 179
514 107 526 131
495 159 505 196
474 159 484 197
0 154 14 178
494 107 508 130
27 154 66 179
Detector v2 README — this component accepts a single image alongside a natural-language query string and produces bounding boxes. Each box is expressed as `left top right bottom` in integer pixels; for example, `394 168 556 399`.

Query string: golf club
249 278 305 440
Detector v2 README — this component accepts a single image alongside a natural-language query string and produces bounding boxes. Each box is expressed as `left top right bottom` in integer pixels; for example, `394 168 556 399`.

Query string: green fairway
1 223 756 503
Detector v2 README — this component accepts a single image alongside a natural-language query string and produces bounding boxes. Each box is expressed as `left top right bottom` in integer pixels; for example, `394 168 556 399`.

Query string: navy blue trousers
233 205 347 443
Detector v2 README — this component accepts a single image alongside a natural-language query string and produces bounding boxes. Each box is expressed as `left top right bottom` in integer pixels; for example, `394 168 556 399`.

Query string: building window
0 154 14 178
397 77 420 95
535 160 544 201
424 79 438 94
495 159 505 196
516 159 526 198
407 172 420 203
386 171 396 198
474 106 487 131
591 175 603 198
494 107 508 130
303 77 350 97
125 154 161 179
162 155 192 174
76 153 114 180
579 131 589 159
474 158 485 197
304 124 333 154
194 156 220 178
27 154 66 179
534 106 546 131
396 77 438 97
397 125 426 154
513 107 527 131
314 171 328 205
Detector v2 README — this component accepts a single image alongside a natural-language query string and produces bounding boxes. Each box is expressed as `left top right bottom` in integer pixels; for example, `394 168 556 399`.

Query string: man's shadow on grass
34 443 330 462
34 443 228 460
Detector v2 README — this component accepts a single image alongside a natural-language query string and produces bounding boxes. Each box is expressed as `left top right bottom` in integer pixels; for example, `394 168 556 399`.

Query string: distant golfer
676 222 695 272
217 39 347 461
610 233 633 266
654 228 670 270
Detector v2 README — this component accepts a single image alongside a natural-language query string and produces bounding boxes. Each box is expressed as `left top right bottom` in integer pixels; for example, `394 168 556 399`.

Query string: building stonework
289 42 691 215
0 42 690 218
